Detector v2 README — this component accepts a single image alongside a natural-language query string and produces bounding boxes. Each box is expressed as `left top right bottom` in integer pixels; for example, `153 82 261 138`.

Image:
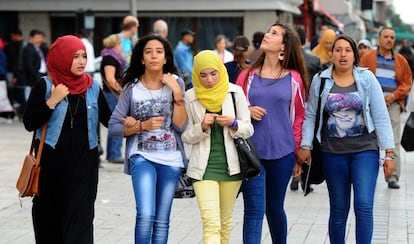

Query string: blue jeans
129 155 181 244
322 150 379 244
241 153 295 244
103 90 123 160
241 164 266 244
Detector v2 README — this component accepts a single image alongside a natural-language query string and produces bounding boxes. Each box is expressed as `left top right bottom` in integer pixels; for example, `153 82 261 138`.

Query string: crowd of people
2 16 413 244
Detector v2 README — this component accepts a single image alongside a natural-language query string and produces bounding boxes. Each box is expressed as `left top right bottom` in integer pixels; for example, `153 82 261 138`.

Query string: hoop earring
278 51 285 61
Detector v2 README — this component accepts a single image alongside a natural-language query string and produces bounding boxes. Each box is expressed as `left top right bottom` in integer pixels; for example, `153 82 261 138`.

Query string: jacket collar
320 65 371 89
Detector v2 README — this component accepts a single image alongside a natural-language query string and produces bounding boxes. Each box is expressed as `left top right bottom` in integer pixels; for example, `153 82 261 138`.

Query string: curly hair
122 35 177 87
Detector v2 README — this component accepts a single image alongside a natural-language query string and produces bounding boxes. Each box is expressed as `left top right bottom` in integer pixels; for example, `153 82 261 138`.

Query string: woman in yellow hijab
311 29 336 66
182 50 253 243
192 50 229 112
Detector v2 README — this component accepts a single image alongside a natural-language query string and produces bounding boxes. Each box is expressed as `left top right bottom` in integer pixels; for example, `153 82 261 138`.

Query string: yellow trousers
193 180 242 244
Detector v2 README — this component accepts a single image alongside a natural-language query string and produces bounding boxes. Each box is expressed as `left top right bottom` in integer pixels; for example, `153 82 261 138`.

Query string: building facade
0 0 303 54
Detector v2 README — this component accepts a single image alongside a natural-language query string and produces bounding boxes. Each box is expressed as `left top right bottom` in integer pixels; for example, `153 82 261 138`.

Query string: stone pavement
0 113 414 244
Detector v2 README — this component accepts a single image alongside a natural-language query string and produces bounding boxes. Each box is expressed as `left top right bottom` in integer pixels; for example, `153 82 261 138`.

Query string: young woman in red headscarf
23 35 112 243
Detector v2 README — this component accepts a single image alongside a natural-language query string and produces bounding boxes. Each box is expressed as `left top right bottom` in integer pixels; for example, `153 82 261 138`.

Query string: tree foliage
390 13 413 32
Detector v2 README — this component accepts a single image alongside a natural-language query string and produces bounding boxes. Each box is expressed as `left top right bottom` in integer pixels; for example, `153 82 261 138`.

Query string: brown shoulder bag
16 124 47 198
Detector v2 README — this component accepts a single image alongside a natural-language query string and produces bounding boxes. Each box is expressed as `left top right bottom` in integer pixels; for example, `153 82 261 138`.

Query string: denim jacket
36 76 100 149
301 65 395 150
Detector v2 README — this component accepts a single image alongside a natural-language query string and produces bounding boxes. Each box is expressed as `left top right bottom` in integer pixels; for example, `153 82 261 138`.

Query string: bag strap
29 124 47 166
314 77 326 137
230 92 237 117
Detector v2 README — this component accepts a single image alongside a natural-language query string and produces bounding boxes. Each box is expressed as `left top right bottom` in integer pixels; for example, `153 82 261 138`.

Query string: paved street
1 113 414 244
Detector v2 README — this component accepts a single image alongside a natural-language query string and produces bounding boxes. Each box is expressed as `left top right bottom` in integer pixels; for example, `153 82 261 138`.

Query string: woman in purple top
236 23 309 244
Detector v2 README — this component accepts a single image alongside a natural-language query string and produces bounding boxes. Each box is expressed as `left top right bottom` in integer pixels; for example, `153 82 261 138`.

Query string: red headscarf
47 35 93 94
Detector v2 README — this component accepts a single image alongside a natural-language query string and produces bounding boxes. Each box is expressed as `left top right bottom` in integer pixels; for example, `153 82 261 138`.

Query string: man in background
153 19 168 39
174 29 195 90
22 29 47 87
118 15 139 65
295 26 321 83
360 27 412 189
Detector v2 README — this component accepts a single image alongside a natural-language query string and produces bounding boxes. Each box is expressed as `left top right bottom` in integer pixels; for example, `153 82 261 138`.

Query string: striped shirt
375 55 397 94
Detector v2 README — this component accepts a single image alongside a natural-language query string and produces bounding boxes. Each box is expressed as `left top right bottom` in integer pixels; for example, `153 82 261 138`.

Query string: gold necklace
68 96 80 129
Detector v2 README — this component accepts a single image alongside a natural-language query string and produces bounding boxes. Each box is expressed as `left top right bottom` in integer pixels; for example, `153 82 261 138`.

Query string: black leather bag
301 77 326 196
301 139 325 195
234 137 261 179
231 92 261 179
401 112 414 152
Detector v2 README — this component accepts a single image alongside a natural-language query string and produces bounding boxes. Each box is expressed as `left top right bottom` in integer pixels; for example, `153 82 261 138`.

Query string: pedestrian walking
236 23 308 244
181 50 253 244
297 34 395 244
174 29 195 89
360 27 413 189
108 35 188 244
22 35 112 243
117 15 139 64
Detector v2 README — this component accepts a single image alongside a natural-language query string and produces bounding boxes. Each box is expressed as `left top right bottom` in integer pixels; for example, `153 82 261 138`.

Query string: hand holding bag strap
30 123 47 167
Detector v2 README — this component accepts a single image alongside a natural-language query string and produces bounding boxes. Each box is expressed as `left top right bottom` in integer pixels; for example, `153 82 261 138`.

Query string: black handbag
401 112 414 151
231 92 261 179
301 77 326 196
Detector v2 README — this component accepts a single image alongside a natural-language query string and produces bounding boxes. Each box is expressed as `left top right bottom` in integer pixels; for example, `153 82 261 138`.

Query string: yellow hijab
311 29 336 64
192 50 229 112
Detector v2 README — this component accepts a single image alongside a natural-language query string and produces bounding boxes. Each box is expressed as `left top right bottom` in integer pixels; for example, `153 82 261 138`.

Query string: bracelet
173 99 185 106
230 119 238 128
384 156 395 161
135 121 141 133
140 121 146 132
300 145 313 150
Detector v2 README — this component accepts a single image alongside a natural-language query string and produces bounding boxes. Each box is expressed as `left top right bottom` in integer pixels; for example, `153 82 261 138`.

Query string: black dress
23 78 112 244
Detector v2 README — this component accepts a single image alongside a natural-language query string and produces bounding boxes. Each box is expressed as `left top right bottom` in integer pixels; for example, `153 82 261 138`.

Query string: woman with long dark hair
236 23 308 244
108 35 188 244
